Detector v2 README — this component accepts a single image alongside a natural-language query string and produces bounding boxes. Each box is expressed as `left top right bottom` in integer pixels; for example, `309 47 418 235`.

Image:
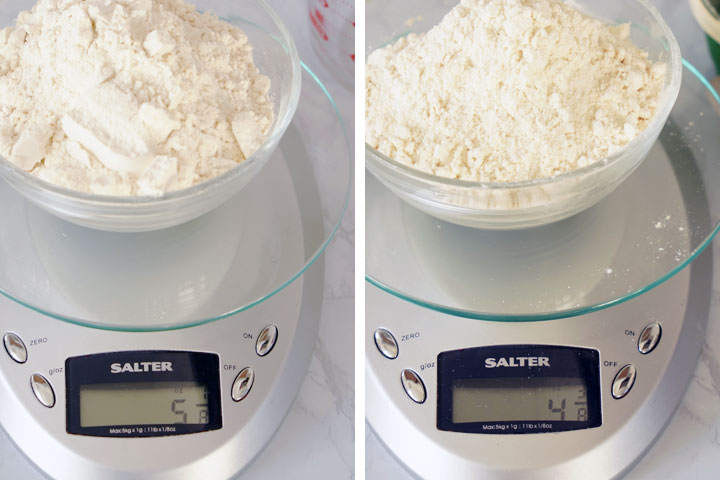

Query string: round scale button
231 367 255 402
3 332 27 364
401 369 426 404
30 374 55 408
374 328 398 359
612 364 636 399
638 323 662 354
256 325 278 357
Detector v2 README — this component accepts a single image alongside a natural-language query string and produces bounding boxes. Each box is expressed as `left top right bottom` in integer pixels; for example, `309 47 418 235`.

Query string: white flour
365 0 666 182
0 0 273 196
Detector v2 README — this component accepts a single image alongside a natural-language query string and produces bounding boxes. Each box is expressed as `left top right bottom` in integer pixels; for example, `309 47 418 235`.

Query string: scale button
256 325 278 357
3 332 27 364
30 374 55 408
374 328 398 359
638 323 662 354
231 367 255 402
612 364 636 399
401 369 426 404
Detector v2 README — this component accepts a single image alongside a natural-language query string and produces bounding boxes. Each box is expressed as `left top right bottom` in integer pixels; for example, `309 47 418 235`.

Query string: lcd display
79 382 209 427
451 378 588 423
437 346 602 434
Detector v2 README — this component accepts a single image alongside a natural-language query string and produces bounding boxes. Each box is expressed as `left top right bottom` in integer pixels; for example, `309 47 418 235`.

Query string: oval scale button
401 369 426 404
638 323 662 354
374 328 398 360
612 364 636 400
256 325 278 357
3 332 27 364
30 374 55 408
231 367 255 402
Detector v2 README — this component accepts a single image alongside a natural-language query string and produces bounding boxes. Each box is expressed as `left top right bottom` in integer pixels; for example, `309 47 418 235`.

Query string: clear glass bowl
0 0 302 232
365 0 682 230
367 59 720 321
0 61 352 331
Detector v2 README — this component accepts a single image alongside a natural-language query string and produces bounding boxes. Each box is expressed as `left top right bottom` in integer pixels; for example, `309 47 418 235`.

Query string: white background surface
365 1 720 479
0 0 356 478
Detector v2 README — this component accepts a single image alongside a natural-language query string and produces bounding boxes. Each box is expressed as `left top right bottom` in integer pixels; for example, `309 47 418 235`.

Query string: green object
707 33 720 74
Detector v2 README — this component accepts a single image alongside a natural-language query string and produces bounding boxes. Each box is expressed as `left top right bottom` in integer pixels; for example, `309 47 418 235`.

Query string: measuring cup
308 0 354 86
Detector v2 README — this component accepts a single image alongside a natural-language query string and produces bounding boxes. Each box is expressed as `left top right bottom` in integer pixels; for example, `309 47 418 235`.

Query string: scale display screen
66 351 222 437
437 345 601 434
79 382 210 427
452 378 588 423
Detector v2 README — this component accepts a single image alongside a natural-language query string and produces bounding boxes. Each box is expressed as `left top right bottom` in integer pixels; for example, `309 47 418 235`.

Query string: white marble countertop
0 1 355 478
366 1 720 479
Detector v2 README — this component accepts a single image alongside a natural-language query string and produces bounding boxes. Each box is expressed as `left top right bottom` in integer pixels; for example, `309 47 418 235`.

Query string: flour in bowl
0 0 274 196
365 0 667 182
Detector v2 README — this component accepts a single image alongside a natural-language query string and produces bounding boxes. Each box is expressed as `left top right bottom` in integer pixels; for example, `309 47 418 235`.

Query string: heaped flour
0 0 274 196
365 0 666 183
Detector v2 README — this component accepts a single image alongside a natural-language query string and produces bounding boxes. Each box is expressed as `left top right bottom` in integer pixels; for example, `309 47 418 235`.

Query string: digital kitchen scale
0 63 351 479
365 62 720 479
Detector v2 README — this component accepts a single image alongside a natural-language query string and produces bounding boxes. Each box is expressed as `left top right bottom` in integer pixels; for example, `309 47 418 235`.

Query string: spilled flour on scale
0 0 274 196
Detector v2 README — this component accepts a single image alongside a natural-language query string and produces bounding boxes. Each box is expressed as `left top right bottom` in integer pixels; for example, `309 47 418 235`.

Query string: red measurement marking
322 0 328 7
320 18 354 42
351 53 355 62
310 10 329 41
322 7 356 30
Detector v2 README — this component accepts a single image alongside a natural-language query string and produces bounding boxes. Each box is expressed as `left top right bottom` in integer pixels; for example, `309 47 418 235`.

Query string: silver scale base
366 248 711 479
0 258 322 480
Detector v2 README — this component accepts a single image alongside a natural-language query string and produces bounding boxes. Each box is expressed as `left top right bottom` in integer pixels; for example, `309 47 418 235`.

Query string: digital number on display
170 385 210 424
545 385 587 421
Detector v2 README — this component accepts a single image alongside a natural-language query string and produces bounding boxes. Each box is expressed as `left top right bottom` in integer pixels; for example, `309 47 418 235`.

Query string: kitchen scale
365 61 720 479
0 63 351 479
